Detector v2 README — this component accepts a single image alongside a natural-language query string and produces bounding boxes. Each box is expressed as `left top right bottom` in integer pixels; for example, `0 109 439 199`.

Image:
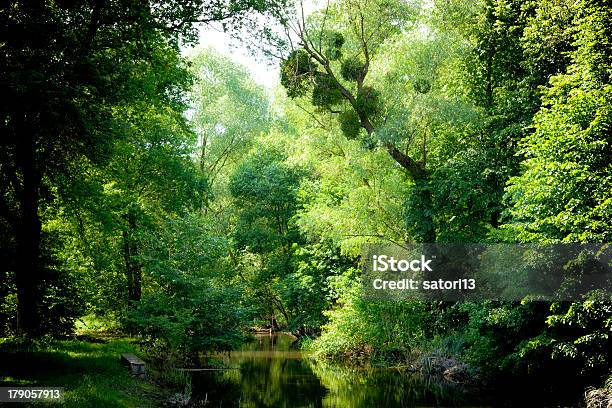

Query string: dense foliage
0 0 610 404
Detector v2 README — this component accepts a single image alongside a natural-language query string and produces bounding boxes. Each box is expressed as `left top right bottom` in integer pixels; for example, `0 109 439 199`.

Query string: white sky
183 22 281 90
183 1 322 90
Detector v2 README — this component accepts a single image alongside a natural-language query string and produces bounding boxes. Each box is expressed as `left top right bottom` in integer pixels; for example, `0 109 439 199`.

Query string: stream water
190 333 484 407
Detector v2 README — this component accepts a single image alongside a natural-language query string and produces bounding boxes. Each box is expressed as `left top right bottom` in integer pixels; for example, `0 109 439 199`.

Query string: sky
183 1 322 90
184 23 281 90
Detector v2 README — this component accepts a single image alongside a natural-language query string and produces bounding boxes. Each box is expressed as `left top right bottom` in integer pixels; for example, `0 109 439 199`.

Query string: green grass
0 337 161 407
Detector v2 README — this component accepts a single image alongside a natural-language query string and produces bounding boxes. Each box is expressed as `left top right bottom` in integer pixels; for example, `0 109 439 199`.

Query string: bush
310 274 429 364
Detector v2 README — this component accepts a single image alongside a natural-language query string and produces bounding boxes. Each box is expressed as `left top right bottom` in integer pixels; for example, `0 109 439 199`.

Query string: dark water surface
191 334 485 407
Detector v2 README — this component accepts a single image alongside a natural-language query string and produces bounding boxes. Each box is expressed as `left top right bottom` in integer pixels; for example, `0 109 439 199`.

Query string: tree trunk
122 211 142 306
14 128 42 336
413 176 436 243
383 142 437 243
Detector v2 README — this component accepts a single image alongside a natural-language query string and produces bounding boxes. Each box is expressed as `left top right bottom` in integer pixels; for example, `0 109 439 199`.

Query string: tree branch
384 143 425 178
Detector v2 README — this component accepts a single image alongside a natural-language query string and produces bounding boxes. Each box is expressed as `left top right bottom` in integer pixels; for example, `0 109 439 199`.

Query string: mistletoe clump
340 57 364 82
413 78 431 94
355 86 381 117
323 31 345 60
339 109 361 139
312 73 343 108
280 49 315 98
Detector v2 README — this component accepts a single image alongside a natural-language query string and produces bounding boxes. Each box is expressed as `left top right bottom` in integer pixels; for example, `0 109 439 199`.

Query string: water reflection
191 334 480 407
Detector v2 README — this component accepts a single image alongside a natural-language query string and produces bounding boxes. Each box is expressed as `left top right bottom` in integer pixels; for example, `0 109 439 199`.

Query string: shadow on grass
0 338 159 407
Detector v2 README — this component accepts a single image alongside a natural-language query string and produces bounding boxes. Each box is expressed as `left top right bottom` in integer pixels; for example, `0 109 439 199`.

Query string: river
190 333 484 407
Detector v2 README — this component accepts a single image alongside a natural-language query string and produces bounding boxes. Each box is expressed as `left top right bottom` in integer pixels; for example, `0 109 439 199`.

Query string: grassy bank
0 336 160 407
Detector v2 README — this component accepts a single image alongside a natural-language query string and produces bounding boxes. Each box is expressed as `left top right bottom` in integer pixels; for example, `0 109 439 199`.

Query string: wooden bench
121 353 146 376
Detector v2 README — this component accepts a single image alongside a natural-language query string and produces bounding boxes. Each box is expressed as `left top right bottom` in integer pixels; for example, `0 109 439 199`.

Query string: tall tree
0 0 282 336
229 146 304 326
506 0 612 243
265 0 448 241
189 48 272 188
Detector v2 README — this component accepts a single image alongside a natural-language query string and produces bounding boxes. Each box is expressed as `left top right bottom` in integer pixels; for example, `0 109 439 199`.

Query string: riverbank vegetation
1 0 611 406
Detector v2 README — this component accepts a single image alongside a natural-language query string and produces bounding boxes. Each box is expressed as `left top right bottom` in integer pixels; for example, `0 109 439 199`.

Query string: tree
129 214 247 359
25 34 207 327
228 145 304 327
495 0 612 393
267 0 449 242
189 48 272 191
505 0 612 243
431 0 579 233
0 0 283 336
106 103 204 306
